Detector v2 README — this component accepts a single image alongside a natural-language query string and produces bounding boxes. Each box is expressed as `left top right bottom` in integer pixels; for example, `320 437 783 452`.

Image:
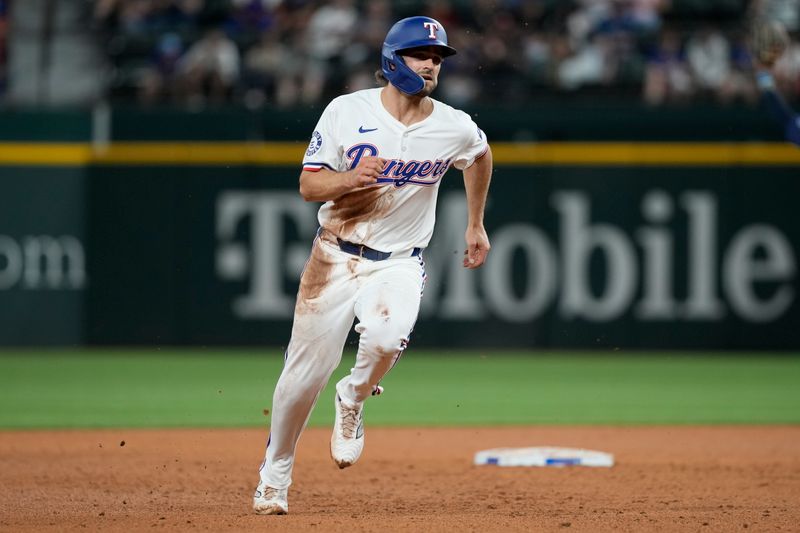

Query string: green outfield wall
0 106 798 348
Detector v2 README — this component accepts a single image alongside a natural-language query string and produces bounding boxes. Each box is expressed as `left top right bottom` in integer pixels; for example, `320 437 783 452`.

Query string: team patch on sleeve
306 130 323 156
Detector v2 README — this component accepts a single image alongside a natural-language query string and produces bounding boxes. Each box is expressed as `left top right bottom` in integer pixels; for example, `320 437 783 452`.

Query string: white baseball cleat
253 484 288 515
330 393 365 469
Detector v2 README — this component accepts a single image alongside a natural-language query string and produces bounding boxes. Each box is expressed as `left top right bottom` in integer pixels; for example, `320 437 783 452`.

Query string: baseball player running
253 15 493 515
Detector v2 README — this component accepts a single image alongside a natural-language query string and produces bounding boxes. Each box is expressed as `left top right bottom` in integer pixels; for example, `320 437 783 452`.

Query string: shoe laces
338 397 362 439
262 486 281 500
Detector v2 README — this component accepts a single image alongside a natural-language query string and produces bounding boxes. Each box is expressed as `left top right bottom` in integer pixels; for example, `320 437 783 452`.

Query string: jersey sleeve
764 88 800 146
302 98 341 172
452 113 489 171
757 71 800 147
788 115 800 147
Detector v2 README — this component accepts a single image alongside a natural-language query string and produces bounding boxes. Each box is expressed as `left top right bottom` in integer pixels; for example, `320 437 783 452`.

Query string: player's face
401 47 444 96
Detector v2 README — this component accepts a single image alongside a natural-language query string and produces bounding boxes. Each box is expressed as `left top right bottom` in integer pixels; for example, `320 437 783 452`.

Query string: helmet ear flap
381 51 425 95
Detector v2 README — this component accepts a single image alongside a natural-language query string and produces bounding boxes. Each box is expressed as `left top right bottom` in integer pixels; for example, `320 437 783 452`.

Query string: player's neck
380 86 433 127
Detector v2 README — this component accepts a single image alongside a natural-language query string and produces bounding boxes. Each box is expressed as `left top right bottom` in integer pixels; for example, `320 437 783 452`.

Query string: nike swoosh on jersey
358 126 378 133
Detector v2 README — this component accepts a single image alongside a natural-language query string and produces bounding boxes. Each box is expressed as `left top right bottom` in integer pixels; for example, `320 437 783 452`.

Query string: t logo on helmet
423 21 438 39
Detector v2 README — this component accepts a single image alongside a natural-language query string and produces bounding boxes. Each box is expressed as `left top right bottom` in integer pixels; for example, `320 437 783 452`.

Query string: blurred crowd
89 0 800 109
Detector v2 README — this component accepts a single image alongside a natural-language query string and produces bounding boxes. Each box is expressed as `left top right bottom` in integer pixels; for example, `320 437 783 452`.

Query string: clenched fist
343 156 387 190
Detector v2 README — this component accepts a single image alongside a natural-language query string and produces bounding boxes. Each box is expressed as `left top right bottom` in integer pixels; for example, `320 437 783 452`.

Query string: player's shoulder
431 97 478 128
431 98 483 144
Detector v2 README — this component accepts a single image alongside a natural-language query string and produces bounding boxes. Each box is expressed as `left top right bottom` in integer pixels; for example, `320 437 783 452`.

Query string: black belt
336 237 422 261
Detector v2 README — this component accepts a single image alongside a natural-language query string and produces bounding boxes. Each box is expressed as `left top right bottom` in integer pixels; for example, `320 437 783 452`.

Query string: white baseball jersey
302 87 488 252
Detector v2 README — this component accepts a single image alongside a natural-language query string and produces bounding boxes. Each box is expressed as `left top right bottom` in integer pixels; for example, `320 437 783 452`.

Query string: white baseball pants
258 232 426 489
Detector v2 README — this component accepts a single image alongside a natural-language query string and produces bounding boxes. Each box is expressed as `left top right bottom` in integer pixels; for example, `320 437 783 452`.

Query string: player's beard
416 73 438 96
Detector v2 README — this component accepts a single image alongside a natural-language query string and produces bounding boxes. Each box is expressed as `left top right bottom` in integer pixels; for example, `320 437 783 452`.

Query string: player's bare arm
299 156 387 202
462 146 493 269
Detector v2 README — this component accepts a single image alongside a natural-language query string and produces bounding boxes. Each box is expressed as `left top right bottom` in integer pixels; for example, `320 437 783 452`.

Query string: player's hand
343 156 386 190
463 225 490 269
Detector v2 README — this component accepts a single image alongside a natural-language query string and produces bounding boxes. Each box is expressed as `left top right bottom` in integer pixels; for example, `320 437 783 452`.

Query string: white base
474 446 614 467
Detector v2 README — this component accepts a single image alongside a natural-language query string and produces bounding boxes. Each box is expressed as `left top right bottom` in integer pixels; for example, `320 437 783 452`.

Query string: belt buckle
358 244 366 258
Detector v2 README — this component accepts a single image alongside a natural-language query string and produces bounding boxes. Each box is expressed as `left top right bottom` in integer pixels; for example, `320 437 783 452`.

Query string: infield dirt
1 426 798 532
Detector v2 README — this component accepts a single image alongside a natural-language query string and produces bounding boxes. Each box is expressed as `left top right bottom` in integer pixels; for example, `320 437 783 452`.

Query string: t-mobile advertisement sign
0 169 86 345
213 166 798 349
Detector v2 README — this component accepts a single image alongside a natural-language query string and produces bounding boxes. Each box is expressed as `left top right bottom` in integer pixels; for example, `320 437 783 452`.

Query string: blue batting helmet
381 16 457 95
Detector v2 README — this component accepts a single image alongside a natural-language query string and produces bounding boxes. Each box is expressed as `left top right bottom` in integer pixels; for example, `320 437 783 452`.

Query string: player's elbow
299 182 312 201
298 173 317 202
478 144 493 166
